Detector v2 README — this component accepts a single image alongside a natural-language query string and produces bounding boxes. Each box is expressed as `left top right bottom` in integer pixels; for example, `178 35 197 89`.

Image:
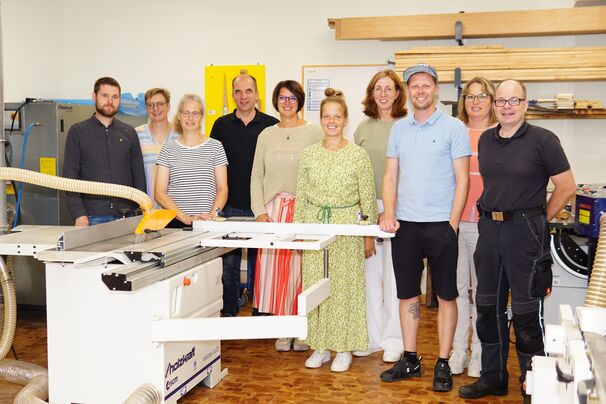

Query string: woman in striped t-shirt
155 94 228 228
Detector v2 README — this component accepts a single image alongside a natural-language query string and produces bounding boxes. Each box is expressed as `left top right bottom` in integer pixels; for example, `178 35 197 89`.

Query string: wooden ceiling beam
328 6 606 40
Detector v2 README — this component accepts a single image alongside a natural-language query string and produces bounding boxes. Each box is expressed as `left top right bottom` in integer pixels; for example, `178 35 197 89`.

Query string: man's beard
96 103 118 118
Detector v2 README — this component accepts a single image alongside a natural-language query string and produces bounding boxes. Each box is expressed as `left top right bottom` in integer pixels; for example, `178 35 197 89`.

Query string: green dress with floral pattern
294 142 377 352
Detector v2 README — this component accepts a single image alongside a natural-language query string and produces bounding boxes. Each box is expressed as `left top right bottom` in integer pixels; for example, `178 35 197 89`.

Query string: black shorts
391 221 459 300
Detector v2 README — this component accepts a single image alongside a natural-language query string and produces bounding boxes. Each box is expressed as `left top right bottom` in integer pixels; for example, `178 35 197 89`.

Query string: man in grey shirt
63 76 146 226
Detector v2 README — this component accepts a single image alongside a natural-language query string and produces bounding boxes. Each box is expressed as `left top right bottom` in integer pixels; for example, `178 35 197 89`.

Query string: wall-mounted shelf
328 6 606 41
394 45 606 82
526 109 606 120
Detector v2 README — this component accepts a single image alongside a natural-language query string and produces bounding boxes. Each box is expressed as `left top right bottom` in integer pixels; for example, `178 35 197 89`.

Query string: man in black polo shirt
459 79 576 402
63 76 146 226
210 73 279 316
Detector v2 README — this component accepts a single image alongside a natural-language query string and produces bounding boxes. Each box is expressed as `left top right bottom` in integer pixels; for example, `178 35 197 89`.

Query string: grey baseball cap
403 63 438 83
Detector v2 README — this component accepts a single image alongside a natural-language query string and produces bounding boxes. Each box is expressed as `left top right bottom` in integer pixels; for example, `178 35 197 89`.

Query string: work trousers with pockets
474 214 549 388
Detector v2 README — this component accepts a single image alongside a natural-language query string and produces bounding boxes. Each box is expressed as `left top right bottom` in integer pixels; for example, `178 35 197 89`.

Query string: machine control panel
575 183 606 238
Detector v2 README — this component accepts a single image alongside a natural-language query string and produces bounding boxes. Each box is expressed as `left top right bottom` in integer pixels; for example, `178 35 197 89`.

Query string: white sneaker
275 338 292 352
382 351 402 363
352 347 380 357
449 349 470 375
305 350 330 368
293 338 309 352
330 352 352 372
468 350 481 378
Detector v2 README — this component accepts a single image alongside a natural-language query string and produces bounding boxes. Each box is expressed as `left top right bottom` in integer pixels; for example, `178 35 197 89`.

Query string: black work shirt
63 114 146 219
210 109 279 210
478 122 570 212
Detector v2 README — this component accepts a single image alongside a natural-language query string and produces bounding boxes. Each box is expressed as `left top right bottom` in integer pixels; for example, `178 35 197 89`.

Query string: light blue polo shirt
386 109 471 222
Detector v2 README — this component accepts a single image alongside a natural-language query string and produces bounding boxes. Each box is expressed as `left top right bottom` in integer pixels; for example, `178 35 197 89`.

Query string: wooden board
328 6 606 40
394 46 606 82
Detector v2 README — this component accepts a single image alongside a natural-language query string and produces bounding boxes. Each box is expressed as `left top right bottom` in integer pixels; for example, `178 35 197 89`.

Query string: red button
183 277 191 286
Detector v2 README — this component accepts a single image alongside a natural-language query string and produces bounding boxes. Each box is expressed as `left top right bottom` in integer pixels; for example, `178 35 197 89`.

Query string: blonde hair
320 88 348 118
173 94 205 135
457 77 497 126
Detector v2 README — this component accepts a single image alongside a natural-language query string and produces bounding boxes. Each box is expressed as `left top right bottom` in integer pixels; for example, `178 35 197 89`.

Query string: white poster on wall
302 65 389 140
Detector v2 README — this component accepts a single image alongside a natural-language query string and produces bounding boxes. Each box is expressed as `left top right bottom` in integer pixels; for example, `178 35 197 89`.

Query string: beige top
250 122 324 217
353 118 399 197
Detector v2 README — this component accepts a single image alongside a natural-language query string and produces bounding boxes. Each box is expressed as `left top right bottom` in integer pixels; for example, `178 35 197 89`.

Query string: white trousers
453 221 481 353
363 200 403 354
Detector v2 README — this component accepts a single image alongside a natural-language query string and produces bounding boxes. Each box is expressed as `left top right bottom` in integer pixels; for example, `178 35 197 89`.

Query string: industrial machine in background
4 101 146 307
545 184 606 324
529 184 606 403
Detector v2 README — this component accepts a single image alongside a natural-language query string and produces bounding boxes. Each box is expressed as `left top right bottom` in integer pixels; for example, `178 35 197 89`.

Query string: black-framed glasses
179 110 202 118
464 93 489 103
278 95 297 104
494 97 526 107
146 101 167 109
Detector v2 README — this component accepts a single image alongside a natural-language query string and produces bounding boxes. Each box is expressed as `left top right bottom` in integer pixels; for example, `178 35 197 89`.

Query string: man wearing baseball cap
379 63 471 392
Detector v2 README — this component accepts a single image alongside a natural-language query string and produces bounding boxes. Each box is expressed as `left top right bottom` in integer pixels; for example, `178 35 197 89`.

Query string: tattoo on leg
408 301 420 320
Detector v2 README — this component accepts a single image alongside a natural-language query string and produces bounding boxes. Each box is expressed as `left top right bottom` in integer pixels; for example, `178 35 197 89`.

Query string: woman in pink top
450 77 498 378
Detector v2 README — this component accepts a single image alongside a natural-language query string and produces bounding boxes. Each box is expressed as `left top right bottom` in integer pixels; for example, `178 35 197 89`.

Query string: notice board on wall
302 64 389 140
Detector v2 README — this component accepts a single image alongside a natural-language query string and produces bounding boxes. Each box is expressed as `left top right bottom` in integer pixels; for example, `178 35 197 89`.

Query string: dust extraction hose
584 213 606 308
0 167 153 214
0 256 48 403
123 383 162 404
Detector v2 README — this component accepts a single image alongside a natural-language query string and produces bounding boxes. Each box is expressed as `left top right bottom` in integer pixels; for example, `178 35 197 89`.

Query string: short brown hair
320 88 348 119
271 80 305 112
144 88 170 104
457 77 498 125
94 77 121 94
173 94 204 135
362 70 407 119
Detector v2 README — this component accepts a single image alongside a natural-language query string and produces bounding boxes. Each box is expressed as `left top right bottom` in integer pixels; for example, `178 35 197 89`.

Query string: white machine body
46 258 224 403
529 305 606 404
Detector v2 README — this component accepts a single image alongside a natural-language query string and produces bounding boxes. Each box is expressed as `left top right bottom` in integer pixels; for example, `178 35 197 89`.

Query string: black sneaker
380 356 422 382
433 361 453 392
459 379 508 399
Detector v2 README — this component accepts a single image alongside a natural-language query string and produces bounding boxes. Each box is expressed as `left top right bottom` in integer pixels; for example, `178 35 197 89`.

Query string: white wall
2 0 604 182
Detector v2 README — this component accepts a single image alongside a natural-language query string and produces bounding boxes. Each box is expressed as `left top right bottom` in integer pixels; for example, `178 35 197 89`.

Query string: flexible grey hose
0 257 49 403
123 383 162 404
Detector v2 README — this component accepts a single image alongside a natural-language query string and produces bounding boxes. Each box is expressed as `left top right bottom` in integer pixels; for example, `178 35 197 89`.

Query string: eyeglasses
146 101 167 109
464 93 489 103
373 86 395 96
179 110 202 118
278 95 297 104
494 97 526 107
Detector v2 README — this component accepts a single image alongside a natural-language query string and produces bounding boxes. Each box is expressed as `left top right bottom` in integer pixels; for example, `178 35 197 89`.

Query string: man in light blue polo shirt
379 63 471 392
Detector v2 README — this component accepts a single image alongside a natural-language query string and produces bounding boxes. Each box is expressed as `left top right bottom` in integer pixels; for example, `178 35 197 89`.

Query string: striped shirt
135 124 179 207
156 138 228 215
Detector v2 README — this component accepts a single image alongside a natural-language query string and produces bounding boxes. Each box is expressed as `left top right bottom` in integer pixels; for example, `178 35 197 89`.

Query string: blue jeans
88 215 120 226
221 205 257 316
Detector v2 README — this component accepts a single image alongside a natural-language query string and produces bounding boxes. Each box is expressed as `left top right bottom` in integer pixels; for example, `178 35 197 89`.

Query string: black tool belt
477 204 545 222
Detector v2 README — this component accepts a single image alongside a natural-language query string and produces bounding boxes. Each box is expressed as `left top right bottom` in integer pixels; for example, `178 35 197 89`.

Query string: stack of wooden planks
394 45 606 82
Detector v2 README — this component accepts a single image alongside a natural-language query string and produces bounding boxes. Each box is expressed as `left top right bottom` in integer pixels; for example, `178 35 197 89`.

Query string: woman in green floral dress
294 88 377 373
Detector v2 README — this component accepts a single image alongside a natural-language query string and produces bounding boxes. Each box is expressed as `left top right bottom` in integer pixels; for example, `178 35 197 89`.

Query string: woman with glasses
295 88 377 372
250 80 323 352
449 77 498 378
352 70 407 364
155 94 228 228
136 88 179 206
